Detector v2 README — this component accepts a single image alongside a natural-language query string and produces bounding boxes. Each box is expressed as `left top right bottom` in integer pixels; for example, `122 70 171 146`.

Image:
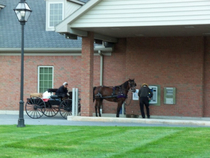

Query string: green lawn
0 125 209 158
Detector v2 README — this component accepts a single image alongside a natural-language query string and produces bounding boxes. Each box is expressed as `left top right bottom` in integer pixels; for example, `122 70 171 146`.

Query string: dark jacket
138 85 153 98
56 85 68 97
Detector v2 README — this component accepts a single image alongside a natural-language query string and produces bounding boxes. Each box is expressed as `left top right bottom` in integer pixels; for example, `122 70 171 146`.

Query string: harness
95 85 127 99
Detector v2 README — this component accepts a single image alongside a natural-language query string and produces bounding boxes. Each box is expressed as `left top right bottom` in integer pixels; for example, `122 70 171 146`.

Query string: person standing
138 83 153 118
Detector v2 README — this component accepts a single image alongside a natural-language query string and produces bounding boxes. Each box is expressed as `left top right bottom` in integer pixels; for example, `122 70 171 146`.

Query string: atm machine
132 85 160 106
148 85 160 105
164 87 176 104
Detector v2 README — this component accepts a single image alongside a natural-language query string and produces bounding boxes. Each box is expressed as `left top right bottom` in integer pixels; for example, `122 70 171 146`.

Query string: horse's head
128 79 136 92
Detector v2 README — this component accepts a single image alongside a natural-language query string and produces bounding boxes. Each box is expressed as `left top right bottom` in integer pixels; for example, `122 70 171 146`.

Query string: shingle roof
0 0 5 5
0 0 82 49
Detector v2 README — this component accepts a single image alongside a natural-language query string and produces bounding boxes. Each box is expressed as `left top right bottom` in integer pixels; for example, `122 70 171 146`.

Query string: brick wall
101 36 210 117
0 55 100 111
204 37 210 117
124 37 205 117
1 36 210 117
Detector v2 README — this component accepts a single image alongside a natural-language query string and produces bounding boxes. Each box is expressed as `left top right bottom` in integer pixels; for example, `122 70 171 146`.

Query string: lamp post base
17 100 25 127
17 119 25 127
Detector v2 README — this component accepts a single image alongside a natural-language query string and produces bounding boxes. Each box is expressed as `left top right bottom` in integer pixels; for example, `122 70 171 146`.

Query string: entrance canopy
56 0 210 41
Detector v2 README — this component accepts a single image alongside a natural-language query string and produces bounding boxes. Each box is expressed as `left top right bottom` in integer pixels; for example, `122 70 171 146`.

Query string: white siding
64 1 81 18
71 0 210 28
46 0 81 31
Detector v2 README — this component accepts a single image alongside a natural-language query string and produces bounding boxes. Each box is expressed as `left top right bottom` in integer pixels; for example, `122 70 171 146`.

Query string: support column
81 32 94 116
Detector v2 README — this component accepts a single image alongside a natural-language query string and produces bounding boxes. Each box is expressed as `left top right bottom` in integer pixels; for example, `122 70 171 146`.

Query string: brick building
1 0 210 118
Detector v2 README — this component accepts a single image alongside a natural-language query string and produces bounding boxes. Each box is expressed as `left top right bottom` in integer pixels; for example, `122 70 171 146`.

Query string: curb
67 116 210 126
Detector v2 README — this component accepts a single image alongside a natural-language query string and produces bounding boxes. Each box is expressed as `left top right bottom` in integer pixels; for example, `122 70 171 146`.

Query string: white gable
70 0 210 28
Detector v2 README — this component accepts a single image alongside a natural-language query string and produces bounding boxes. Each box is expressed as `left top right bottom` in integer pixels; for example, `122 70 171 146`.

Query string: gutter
0 47 113 56
98 50 104 86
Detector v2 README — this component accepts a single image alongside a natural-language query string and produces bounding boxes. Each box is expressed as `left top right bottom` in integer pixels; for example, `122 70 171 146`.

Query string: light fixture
14 0 32 23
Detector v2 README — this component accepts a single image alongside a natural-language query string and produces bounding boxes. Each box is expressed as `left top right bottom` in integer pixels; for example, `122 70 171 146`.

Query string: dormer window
46 1 64 31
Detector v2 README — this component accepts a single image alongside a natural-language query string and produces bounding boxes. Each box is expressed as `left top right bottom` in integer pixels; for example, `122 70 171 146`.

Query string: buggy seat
47 88 60 100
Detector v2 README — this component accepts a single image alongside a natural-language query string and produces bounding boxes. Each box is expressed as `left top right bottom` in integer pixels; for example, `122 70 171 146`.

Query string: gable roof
56 0 210 39
0 0 82 50
55 0 117 43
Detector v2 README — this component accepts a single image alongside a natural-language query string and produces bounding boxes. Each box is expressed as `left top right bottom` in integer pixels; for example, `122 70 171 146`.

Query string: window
47 2 64 30
49 3 63 27
38 66 54 93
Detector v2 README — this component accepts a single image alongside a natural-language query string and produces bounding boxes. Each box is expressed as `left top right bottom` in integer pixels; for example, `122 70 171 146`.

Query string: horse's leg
95 100 98 117
98 99 102 117
116 100 123 117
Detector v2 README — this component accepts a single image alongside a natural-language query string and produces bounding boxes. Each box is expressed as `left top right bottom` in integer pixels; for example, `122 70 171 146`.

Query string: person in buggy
56 82 69 99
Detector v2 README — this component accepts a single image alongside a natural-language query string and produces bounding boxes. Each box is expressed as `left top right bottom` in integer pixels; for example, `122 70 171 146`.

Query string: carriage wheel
59 99 72 119
25 97 45 119
43 105 59 117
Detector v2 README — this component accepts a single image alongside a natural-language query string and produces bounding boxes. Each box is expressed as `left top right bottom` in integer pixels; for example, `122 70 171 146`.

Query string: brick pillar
81 32 94 116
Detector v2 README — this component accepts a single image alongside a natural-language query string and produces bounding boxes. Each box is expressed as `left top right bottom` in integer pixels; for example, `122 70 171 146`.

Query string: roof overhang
74 24 210 38
56 0 118 43
56 0 210 42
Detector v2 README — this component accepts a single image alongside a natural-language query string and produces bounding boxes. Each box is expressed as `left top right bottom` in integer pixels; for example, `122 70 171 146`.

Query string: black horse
93 79 136 117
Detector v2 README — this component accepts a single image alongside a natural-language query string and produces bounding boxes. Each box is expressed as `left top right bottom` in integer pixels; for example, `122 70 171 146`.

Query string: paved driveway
0 114 210 127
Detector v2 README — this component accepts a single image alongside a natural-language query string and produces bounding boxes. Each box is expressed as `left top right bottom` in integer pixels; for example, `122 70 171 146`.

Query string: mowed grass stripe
115 128 210 158
85 128 181 158
0 126 210 158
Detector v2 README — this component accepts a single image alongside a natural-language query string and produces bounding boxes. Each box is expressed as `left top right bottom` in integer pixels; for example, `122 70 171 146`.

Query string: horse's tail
93 86 96 102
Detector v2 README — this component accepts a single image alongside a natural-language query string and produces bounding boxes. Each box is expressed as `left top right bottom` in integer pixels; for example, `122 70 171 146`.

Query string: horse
93 79 136 117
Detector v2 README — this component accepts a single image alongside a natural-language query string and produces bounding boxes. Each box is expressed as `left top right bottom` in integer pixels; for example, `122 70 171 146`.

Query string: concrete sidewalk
1 110 210 127
67 116 210 127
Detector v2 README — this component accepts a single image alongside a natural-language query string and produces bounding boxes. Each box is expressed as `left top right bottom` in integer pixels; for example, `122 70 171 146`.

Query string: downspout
98 50 103 86
98 50 103 114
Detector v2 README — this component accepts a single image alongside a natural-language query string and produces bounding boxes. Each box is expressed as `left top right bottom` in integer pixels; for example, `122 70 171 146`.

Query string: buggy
25 88 80 119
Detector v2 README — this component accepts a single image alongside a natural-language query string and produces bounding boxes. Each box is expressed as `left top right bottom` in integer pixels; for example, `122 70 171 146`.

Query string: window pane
38 67 53 93
40 74 43 80
49 3 63 27
40 68 44 73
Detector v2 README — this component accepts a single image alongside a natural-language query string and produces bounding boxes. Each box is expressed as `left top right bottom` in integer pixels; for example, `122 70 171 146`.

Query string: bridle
128 80 136 93
125 80 136 106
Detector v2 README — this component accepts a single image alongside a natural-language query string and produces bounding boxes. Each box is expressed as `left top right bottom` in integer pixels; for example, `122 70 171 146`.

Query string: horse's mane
101 80 129 89
117 80 129 89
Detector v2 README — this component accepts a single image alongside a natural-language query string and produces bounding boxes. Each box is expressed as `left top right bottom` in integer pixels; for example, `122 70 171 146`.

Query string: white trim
67 28 88 36
56 0 101 33
0 47 113 54
0 48 81 52
0 52 112 56
38 66 54 93
67 0 85 5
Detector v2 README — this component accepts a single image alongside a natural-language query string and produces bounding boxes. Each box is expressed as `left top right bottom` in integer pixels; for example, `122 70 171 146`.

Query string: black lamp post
14 0 32 127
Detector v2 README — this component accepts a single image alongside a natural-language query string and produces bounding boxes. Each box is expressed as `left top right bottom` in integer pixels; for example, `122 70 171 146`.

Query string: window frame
37 66 54 93
46 1 64 31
